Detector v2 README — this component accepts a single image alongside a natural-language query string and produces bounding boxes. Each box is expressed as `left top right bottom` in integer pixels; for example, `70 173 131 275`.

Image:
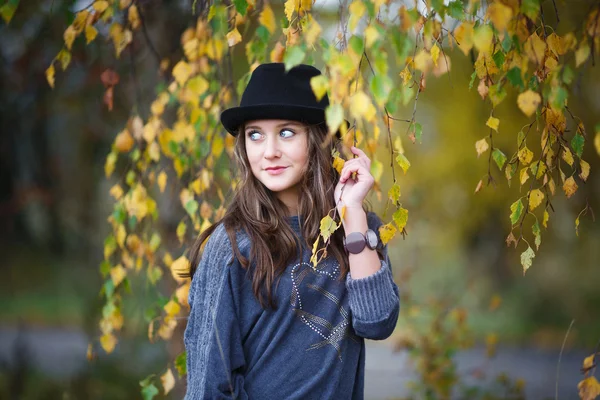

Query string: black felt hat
220 63 330 136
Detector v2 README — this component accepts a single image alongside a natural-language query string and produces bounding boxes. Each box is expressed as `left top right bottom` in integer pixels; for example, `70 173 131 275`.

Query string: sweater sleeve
345 212 400 340
184 224 249 399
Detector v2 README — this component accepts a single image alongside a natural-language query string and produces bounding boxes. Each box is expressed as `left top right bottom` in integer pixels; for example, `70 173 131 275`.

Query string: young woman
184 63 399 399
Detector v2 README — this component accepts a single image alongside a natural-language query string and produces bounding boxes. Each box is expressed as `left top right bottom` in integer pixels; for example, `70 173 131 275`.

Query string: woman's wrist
341 206 368 233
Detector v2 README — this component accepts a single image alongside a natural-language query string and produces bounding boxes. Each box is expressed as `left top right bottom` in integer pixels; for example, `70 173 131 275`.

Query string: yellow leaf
284 0 298 22
124 184 149 220
399 66 412 86
310 236 320 267
350 91 376 122
310 75 328 102
211 135 224 158
270 41 286 62
348 1 366 32
172 61 192 86
93 1 109 13
161 368 175 395
487 2 512 32
595 131 600 156
520 168 530 185
583 354 596 370
525 33 547 65
164 299 181 316
393 207 408 231
547 33 566 56
110 264 127 287
170 256 189 283
305 18 322 46
454 22 474 56
46 64 55 88
473 25 493 55
259 5 276 34
413 49 431 72
563 176 578 198
100 333 117 353
105 152 117 178
226 28 242 47
379 223 397 245
365 25 380 49
158 171 167 193
517 90 541 117
340 205 347 221
430 42 440 67
85 25 98 44
486 116 499 131
319 215 338 242
529 189 544 210
562 146 574 166
543 210 549 228
158 316 177 340
176 282 191 308
518 146 533 166
115 129 134 152
370 159 383 182
475 138 489 157
332 156 345 174
576 41 591 67
64 25 77 50
128 4 140 29
148 141 160 162
109 184 123 200
580 160 590 182
116 224 126 248
578 376 600 400
57 49 72 71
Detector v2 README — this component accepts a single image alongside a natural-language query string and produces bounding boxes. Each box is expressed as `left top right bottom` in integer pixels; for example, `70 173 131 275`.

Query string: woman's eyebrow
245 122 302 131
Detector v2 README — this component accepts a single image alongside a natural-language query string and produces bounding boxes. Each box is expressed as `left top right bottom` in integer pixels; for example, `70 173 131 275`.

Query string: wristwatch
343 229 379 254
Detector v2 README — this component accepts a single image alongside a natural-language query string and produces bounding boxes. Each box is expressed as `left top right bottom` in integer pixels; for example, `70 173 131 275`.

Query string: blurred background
1 0 599 399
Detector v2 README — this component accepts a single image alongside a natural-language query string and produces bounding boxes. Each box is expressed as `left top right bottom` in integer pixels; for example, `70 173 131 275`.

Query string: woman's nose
263 135 281 158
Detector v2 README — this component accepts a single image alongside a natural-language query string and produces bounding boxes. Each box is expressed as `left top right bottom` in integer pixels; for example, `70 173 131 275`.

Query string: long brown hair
185 122 352 310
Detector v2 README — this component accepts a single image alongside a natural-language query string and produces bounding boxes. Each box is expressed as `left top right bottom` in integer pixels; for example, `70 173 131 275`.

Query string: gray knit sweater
184 212 399 399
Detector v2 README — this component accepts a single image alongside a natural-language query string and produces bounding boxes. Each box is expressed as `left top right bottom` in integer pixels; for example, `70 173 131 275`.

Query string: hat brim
220 104 328 136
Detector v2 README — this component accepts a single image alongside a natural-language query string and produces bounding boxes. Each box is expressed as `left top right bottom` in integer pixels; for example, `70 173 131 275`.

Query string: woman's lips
265 167 288 175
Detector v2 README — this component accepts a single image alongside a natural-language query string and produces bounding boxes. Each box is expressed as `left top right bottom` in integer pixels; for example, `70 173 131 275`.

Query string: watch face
366 229 378 249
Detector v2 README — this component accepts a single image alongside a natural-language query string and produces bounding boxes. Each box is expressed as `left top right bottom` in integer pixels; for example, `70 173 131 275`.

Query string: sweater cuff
346 261 397 322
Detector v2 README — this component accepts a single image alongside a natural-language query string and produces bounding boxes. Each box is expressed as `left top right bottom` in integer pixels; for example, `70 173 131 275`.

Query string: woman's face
244 119 309 209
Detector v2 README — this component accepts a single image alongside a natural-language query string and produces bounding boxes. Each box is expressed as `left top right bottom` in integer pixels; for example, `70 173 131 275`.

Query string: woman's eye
280 129 295 138
248 131 262 141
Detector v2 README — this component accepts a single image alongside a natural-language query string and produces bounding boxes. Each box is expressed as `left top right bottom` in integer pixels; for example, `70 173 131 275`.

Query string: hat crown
239 63 329 109
220 63 330 135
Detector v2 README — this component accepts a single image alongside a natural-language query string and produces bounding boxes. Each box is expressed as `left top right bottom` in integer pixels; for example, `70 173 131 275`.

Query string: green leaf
284 46 306 71
510 199 524 225
325 103 344 134
447 0 464 19
469 71 477 90
370 159 384 182
571 133 585 158
175 351 187 377
349 35 364 56
492 148 507 170
319 215 338 242
0 0 19 24
562 65 574 85
492 51 505 69
505 162 517 186
413 122 423 143
233 0 248 16
393 207 409 231
103 279 115 299
431 0 444 13
521 0 540 20
140 383 159 400
489 84 507 107
520 246 535 274
390 31 413 62
100 261 111 278
388 183 401 204
370 74 392 106
550 86 568 109
501 34 513 53
396 153 411 174
255 25 270 43
185 199 199 218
